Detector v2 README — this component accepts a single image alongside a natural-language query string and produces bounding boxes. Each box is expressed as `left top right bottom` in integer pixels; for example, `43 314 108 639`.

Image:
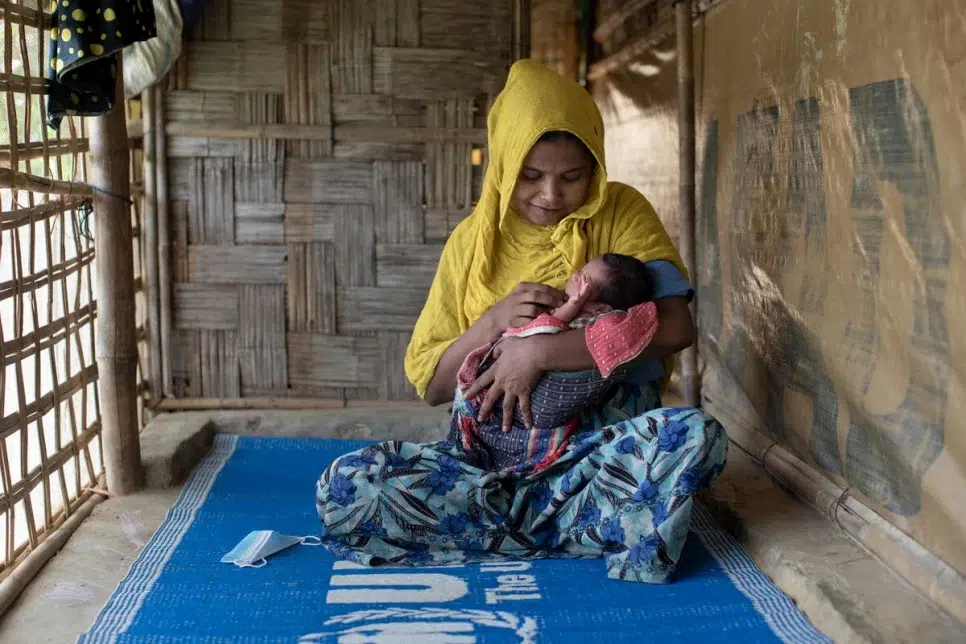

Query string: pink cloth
585 301 659 377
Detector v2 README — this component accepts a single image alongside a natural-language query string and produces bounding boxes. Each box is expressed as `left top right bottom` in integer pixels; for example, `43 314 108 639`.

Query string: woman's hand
484 282 566 337
464 336 543 431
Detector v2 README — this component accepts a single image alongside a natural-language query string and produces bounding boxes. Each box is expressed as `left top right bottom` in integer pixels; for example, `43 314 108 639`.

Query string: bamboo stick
163 122 488 144
675 0 700 408
705 397 966 625
156 85 174 398
0 72 48 94
0 167 95 198
89 62 143 496
0 493 105 615
142 87 163 404
148 397 432 412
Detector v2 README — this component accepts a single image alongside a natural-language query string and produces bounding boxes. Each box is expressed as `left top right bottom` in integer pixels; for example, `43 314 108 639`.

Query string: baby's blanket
451 301 659 473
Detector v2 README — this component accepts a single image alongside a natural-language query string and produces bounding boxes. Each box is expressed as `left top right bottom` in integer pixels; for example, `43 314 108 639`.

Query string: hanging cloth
46 0 158 129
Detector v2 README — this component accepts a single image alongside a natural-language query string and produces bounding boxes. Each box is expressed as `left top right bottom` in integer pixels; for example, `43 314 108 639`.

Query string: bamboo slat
188 245 287 284
173 283 240 329
286 242 337 334
238 284 288 395
156 85 174 398
142 88 163 402
288 333 381 389
235 202 285 244
376 244 445 291
336 287 428 333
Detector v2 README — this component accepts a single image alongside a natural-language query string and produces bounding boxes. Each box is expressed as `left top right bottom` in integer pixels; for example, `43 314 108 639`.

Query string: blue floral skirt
316 381 728 583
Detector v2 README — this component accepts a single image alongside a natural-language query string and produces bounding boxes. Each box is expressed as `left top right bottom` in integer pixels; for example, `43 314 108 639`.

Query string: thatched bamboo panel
288 333 381 389
188 246 288 284
235 202 285 244
287 242 337 334
376 244 445 290
173 284 240 329
229 0 334 42
283 159 373 203
200 330 240 397
337 287 427 333
283 203 337 242
163 0 518 402
184 42 288 93
373 47 505 98
334 205 376 286
374 160 424 243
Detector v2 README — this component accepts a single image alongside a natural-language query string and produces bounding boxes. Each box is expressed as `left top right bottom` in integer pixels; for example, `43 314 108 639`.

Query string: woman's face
509 138 594 226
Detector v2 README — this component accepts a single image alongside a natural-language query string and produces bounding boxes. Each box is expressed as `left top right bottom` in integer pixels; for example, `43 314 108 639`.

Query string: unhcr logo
299 607 538 643
300 561 542 642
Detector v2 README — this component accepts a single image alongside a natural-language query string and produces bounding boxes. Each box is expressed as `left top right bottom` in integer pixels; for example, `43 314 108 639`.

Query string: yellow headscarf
405 60 687 397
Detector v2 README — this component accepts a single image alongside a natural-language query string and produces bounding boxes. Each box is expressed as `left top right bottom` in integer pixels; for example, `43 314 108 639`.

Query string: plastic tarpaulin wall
594 0 966 581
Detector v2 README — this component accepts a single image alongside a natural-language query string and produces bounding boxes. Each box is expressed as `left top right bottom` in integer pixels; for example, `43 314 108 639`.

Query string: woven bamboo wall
161 0 518 403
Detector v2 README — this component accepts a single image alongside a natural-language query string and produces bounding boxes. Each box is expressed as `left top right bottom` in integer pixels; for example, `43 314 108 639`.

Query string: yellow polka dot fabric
46 0 157 129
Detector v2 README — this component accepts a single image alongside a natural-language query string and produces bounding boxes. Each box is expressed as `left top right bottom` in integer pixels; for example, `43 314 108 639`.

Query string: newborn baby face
565 256 611 300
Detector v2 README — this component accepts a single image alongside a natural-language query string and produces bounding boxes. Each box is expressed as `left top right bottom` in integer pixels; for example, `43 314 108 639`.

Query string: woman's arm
421 282 568 406
423 316 499 406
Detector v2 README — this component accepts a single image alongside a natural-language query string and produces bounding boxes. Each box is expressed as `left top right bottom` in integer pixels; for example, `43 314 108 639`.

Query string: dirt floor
0 407 964 643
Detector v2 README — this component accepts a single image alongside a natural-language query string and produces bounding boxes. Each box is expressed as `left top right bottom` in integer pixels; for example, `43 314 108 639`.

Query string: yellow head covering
405 60 687 397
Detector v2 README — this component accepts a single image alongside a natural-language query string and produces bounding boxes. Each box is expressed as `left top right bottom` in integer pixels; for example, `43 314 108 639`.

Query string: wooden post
89 59 143 495
675 0 700 408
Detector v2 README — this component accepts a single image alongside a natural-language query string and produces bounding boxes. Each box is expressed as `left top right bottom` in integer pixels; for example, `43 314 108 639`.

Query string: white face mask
221 530 322 568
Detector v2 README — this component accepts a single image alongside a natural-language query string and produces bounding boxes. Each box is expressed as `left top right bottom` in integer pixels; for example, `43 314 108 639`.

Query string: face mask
221 530 322 568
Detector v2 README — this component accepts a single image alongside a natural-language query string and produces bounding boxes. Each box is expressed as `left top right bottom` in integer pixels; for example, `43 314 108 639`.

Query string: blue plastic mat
79 435 828 643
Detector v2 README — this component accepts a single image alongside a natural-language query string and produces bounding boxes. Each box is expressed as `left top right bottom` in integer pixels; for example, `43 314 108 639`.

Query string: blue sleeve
645 260 694 302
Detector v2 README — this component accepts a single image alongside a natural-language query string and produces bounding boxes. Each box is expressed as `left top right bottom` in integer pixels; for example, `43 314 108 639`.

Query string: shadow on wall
698 78 950 518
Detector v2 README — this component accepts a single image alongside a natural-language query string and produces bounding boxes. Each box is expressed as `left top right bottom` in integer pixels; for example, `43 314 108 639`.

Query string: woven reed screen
0 3 148 575
163 0 518 402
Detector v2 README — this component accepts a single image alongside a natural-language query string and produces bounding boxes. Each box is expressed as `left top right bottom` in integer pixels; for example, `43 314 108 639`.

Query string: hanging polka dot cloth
46 0 157 129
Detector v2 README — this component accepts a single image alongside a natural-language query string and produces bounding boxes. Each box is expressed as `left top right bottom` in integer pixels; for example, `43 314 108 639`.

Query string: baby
451 253 656 472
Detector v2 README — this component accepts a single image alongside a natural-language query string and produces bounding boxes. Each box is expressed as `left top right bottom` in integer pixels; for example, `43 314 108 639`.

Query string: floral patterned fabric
316 382 728 583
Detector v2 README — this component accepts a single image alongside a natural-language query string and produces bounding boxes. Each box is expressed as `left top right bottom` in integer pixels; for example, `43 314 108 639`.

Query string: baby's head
566 253 653 310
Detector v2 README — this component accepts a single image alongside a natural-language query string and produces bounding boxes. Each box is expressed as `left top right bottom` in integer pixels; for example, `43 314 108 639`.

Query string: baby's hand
573 272 593 302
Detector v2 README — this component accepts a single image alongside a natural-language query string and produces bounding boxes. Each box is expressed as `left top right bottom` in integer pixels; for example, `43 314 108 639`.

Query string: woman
316 60 727 583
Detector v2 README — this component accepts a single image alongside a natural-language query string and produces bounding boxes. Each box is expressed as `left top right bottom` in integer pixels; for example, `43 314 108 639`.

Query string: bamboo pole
89 61 143 495
141 87 162 404
512 0 531 61
164 121 487 143
156 85 174 398
705 398 966 625
674 0 699 408
0 493 105 615
0 167 95 198
148 397 432 412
